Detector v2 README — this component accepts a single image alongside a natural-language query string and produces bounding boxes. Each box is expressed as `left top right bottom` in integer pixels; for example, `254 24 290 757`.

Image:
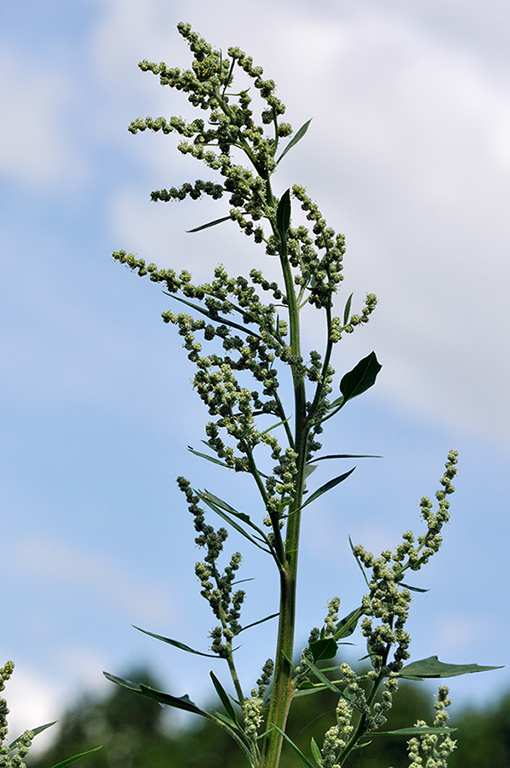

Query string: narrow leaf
239 612 279 633
186 215 232 233
309 454 382 463
301 467 356 509
103 672 206 716
198 491 272 553
334 606 363 640
343 292 353 326
310 738 322 766
276 118 312 165
305 659 346 698
375 726 456 736
400 582 430 593
188 447 232 469
276 189 291 242
399 655 504 680
309 637 338 662
340 352 382 404
49 747 103 768
133 626 218 658
210 671 239 724
273 727 316 768
349 536 370 587
8 722 57 752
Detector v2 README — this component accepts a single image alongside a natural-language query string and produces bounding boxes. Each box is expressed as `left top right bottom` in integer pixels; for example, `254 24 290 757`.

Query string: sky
1 0 510 751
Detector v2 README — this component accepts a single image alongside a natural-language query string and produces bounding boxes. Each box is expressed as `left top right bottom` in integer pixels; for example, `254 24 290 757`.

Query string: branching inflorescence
105 22 500 768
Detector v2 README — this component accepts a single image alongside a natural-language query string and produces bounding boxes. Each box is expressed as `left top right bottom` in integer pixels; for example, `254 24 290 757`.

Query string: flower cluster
0 662 34 768
321 697 354 768
352 450 459 676
177 478 245 657
407 686 456 768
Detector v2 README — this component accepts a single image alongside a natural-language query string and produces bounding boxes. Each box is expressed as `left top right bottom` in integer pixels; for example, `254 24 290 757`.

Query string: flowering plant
105 23 500 768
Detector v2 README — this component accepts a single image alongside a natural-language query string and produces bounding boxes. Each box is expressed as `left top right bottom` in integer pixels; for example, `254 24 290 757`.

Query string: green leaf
276 118 312 165
343 292 353 326
199 490 273 554
339 352 382 404
8 722 57 752
309 637 338 662
210 671 239 724
310 738 323 766
133 625 219 657
334 606 363 640
399 655 504 680
375 726 456 736
349 536 370 587
103 672 206 716
305 659 346 698
301 467 356 509
276 189 291 242
239 612 279 633
186 215 232 233
309 454 382 463
273 727 316 768
188 446 232 469
400 582 430 593
49 747 103 768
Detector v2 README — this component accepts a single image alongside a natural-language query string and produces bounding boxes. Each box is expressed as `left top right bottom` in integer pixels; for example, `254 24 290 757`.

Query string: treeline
27 666 510 768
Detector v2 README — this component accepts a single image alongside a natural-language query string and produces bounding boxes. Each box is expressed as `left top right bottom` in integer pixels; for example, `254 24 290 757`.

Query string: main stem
261 202 308 768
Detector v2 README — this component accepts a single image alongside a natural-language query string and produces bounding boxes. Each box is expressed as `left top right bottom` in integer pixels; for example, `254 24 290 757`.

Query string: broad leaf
309 637 338 662
186 215 232 233
276 189 291 242
103 672 206 716
399 655 503 680
340 352 382 404
49 747 103 768
276 118 312 165
133 626 218 657
301 467 356 509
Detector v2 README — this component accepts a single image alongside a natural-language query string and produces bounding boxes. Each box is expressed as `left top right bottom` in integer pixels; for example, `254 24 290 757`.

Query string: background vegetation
27 665 510 768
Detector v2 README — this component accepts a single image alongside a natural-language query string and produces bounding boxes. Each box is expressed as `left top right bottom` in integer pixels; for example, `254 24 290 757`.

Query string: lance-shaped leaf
188 446 232 469
239 612 279 633
49 747 103 768
8 722 57 752
103 672 207 716
301 467 356 509
273 727 316 768
400 582 430 593
374 726 456 736
199 490 273 554
308 454 382 464
210 671 239 724
343 292 353 326
305 658 348 699
133 625 219 658
310 738 323 767
276 189 291 243
186 215 232 233
399 655 504 680
334 606 363 640
276 118 312 165
339 352 382 405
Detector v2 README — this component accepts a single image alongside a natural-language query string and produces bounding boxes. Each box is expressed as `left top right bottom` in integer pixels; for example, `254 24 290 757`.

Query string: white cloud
98 3 510 440
0 50 88 189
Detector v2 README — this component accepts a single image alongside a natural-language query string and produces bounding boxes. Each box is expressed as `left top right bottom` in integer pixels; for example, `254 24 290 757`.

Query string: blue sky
2 0 510 746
